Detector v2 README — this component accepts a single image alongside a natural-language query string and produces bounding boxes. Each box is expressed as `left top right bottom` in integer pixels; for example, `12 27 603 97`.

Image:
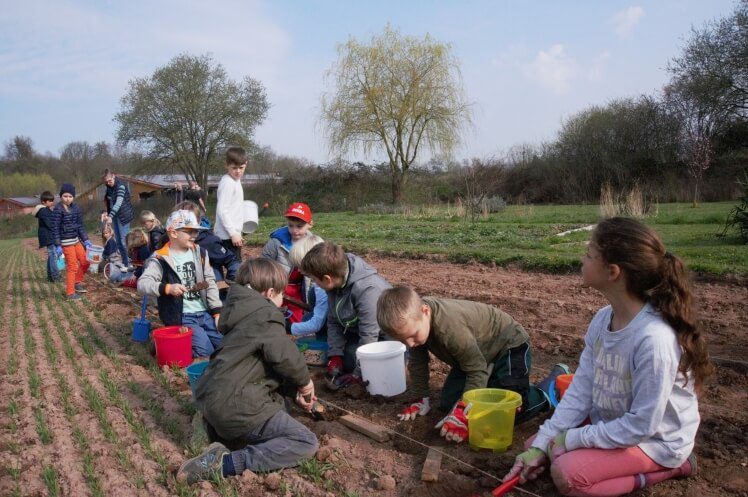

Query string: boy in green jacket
377 286 568 443
178 258 318 484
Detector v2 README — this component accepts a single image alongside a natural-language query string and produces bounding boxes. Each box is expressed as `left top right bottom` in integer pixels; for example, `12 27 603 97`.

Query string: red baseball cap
284 202 312 223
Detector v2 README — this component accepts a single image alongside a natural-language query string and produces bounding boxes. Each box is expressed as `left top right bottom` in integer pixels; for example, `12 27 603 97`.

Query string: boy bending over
377 286 568 443
138 210 223 357
300 242 392 388
179 258 318 483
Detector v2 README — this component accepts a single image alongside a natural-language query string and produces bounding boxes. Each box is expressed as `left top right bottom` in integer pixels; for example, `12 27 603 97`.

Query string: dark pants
220 239 242 261
206 409 318 473
440 342 548 424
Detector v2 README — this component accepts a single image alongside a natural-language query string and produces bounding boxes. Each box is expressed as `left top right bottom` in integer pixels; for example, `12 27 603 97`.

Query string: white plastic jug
356 341 407 397
242 200 259 234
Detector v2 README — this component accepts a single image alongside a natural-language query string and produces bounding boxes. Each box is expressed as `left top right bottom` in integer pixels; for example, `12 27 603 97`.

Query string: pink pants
525 436 686 497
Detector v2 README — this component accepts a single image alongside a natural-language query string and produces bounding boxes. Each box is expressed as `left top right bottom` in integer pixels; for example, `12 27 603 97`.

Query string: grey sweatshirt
326 253 392 357
532 304 699 468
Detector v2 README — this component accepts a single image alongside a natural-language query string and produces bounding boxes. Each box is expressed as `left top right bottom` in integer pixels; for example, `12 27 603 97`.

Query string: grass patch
42 465 61 497
246 202 747 276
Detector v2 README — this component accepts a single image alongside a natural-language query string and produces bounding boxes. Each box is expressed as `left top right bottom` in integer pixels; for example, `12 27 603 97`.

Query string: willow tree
321 26 472 204
115 54 269 188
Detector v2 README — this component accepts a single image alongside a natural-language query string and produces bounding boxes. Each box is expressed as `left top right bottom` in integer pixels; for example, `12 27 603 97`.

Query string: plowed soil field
1 239 745 497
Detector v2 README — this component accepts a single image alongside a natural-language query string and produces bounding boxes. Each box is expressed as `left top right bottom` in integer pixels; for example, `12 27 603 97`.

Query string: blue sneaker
67 293 82 300
177 442 229 484
537 363 571 408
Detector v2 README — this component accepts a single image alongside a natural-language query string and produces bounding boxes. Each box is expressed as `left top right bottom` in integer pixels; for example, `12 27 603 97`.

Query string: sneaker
176 442 229 484
537 363 571 407
67 293 81 300
680 453 698 478
74 283 87 293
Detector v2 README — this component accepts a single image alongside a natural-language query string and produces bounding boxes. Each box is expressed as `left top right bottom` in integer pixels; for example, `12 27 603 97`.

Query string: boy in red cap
262 202 316 324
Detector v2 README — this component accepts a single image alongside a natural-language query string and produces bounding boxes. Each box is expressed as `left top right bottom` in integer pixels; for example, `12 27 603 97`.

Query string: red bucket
152 326 193 368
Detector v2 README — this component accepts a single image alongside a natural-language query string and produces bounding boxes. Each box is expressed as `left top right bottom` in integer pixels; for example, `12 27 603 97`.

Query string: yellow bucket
464 388 522 452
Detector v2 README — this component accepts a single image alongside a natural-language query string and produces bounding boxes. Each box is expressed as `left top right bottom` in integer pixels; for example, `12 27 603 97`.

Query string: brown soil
1 239 745 497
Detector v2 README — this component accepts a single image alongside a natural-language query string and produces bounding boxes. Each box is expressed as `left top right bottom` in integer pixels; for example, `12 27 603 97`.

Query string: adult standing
101 169 134 267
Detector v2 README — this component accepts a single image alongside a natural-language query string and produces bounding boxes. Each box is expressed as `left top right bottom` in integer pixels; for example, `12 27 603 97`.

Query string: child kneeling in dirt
179 258 318 483
503 218 707 496
137 210 223 358
300 241 392 389
377 286 568 443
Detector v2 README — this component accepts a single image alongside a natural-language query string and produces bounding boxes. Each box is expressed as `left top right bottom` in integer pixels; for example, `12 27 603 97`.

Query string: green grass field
247 202 747 277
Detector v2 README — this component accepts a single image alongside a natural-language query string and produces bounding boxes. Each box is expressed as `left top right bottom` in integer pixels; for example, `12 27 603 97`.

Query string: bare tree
321 26 472 204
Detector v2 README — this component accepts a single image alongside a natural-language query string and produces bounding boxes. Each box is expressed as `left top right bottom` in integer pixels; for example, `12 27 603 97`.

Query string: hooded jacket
262 226 294 273
36 206 56 247
194 283 311 439
137 243 222 326
326 253 392 357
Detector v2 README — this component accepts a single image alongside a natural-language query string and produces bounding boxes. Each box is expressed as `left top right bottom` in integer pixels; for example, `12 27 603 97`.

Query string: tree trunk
391 172 403 205
692 177 700 208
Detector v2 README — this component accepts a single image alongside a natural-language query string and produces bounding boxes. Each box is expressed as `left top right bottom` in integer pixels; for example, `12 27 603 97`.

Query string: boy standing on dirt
179 258 318 483
137 210 223 358
214 147 247 260
53 183 92 299
300 241 392 389
377 286 569 443
36 190 60 282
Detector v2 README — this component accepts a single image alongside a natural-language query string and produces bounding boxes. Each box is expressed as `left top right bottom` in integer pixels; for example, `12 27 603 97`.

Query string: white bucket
356 341 407 397
242 200 259 234
88 262 100 274
86 244 104 263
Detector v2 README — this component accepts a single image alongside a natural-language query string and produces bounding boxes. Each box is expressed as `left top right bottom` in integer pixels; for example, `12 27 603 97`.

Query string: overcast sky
0 0 737 164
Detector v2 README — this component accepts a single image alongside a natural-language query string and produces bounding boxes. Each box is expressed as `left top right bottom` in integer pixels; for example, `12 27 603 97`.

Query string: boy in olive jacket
179 258 318 484
377 286 568 443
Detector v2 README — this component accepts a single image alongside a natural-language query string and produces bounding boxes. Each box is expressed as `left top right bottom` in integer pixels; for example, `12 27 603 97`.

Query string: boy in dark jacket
300 241 392 388
36 190 60 282
137 210 223 357
377 286 569 443
53 183 92 299
180 258 318 484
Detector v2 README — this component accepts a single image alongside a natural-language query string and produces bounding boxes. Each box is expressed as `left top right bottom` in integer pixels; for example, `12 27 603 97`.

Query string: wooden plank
421 447 442 482
338 414 391 442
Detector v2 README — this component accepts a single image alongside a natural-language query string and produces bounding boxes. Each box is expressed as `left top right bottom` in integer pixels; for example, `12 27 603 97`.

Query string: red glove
327 356 343 377
398 398 431 421
435 401 471 443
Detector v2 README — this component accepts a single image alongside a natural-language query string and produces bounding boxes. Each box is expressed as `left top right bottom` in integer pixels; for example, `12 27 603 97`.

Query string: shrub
721 172 748 242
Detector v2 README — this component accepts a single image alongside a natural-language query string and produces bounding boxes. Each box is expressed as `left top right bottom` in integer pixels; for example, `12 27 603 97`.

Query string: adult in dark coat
101 169 134 266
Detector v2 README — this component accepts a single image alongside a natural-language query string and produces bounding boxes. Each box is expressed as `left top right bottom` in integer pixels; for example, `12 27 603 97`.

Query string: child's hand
167 284 188 296
230 234 243 247
296 380 316 411
547 431 568 462
55 246 63 257
504 447 548 484
435 401 471 443
397 397 431 421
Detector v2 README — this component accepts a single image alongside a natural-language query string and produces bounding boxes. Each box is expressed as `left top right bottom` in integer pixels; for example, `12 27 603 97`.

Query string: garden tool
131 295 151 343
490 475 520 496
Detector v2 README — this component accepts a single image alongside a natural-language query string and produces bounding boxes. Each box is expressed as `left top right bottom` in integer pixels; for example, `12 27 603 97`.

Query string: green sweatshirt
409 297 530 398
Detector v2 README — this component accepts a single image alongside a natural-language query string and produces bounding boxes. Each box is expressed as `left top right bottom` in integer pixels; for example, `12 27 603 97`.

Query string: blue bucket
297 337 328 366
186 361 210 395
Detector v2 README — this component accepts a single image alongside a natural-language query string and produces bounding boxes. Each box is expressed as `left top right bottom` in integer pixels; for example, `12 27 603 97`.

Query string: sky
0 0 738 164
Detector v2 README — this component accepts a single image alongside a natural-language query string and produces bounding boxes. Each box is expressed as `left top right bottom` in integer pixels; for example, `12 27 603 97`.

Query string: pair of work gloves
502 431 568 484
55 240 93 257
398 397 472 443
326 356 367 390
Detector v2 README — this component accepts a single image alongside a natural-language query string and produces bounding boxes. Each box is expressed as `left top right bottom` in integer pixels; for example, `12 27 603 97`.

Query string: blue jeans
112 218 130 266
182 311 223 358
46 245 60 281
207 409 318 473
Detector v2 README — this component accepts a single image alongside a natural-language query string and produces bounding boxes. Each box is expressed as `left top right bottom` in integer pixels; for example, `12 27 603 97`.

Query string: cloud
613 6 644 38
587 50 611 81
522 44 575 94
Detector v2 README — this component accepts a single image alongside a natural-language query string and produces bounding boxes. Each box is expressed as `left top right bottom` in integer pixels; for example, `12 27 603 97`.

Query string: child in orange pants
53 183 91 299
